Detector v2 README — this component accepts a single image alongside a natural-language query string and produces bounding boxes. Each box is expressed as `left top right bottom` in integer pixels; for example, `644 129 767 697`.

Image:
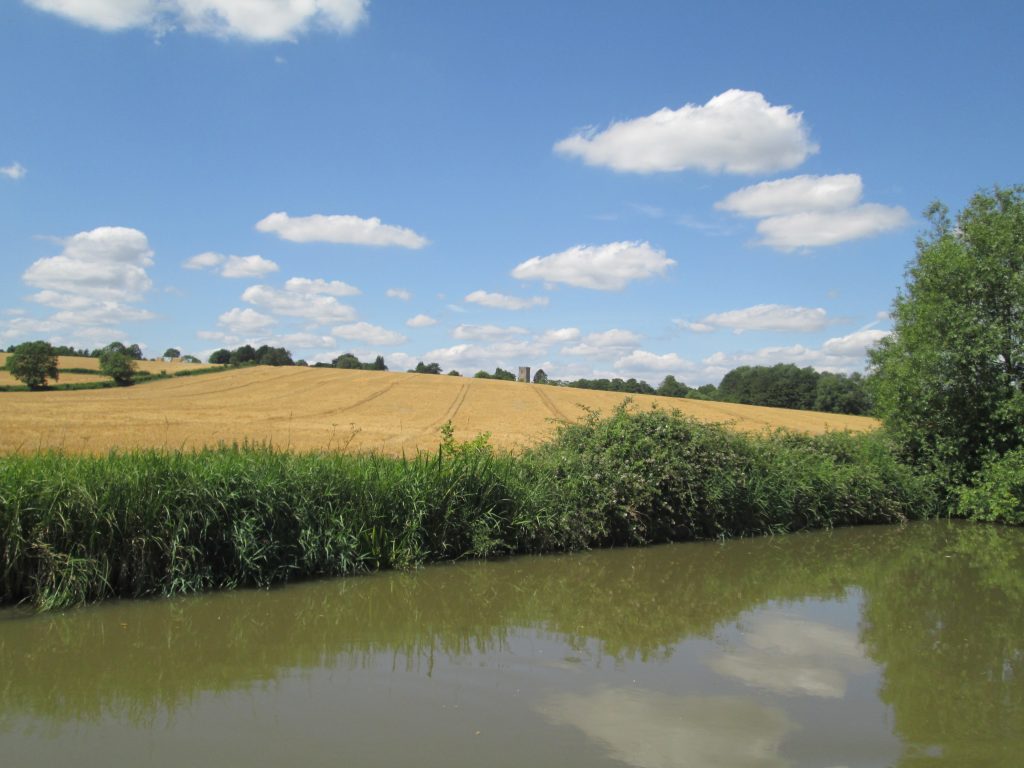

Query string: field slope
0 364 877 455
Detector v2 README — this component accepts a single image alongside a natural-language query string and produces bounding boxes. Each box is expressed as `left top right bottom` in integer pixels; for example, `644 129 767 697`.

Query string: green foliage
533 369 548 384
181 354 200 363
474 367 516 381
813 371 872 415
230 344 257 365
0 407 939 611
719 363 819 409
332 352 386 371
209 349 231 364
869 186 1024 489
956 449 1024 524
97 341 143 360
656 374 690 398
412 361 442 374
254 345 293 366
564 377 657 395
5 340 59 389
163 348 181 359
99 349 137 386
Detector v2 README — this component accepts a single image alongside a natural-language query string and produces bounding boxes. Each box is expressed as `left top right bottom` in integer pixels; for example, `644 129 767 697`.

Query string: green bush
956 449 1024 524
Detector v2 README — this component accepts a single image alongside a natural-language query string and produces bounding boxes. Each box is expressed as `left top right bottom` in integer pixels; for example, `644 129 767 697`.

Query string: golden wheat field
0 362 878 455
0 352 219 385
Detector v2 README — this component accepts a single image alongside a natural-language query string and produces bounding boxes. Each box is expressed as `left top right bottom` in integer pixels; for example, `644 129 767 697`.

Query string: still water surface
2 521 1022 767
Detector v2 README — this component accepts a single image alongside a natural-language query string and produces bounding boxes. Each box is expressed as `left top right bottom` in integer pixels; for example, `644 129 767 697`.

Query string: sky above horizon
2 0 1022 384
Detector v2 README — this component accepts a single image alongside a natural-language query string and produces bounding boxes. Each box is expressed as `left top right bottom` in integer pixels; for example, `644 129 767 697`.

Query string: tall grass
0 404 939 610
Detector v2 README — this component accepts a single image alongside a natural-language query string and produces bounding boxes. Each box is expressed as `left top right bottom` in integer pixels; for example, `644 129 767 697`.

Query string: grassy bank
0 405 938 611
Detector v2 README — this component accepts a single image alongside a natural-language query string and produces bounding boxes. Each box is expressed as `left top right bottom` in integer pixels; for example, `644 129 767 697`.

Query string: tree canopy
869 186 1024 487
5 340 59 389
100 348 136 386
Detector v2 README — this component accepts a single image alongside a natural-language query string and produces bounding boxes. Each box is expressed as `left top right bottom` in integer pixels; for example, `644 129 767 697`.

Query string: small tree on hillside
100 348 136 386
5 340 59 389
163 348 181 360
533 369 549 384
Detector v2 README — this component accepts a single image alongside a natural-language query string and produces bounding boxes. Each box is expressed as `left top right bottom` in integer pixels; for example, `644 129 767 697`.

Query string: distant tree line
473 367 516 381
552 364 871 416
209 344 295 367
4 340 142 388
317 353 387 371
5 341 146 360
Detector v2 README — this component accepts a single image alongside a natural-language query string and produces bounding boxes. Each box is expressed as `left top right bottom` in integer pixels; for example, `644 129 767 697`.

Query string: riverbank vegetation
0 405 934 611
869 186 1024 524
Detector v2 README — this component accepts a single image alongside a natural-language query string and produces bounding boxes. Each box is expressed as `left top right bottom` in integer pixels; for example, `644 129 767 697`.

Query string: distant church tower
518 366 531 383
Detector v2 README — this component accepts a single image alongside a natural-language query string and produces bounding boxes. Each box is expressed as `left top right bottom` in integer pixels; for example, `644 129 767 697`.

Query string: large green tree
868 186 1024 487
5 340 59 389
100 348 137 386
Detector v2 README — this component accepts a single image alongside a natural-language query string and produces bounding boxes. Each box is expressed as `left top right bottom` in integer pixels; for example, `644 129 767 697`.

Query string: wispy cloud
464 290 548 310
1 161 26 180
24 0 369 42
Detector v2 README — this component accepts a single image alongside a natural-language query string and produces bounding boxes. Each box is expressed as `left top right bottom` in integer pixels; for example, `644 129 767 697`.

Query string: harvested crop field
0 364 877 455
1 354 218 382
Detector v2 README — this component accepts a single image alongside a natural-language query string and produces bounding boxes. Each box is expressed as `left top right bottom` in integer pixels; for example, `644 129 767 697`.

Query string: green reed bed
0 405 939 610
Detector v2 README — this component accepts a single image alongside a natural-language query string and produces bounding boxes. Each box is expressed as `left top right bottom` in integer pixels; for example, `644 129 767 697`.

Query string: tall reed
0 405 939 610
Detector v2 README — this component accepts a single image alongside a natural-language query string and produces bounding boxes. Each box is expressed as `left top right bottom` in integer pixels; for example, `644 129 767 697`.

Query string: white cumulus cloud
511 241 674 291
717 174 909 250
331 321 407 346
716 174 863 217
562 328 642 357
821 328 889 357
219 307 276 334
696 304 829 333
24 226 154 302
464 290 549 311
535 327 581 345
755 205 910 251
406 314 437 328
183 251 225 270
24 0 369 41
256 211 427 249
386 288 412 300
242 284 356 324
221 254 279 278
185 252 279 278
614 350 695 373
554 89 818 174
1 162 26 180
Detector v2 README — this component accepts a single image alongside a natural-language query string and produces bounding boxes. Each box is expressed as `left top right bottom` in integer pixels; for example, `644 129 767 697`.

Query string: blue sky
2 0 1022 384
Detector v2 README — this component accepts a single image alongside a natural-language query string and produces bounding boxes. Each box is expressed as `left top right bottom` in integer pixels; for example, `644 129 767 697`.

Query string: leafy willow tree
5 340 59 389
868 187 1024 488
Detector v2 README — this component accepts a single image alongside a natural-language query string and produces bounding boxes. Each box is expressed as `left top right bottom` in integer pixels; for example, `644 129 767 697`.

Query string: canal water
1 521 1022 766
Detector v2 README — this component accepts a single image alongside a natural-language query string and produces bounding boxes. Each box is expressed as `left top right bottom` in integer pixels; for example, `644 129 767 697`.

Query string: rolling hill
0 364 878 455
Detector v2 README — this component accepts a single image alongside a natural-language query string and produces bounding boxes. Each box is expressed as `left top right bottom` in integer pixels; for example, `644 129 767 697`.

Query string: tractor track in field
533 386 569 422
429 382 470 429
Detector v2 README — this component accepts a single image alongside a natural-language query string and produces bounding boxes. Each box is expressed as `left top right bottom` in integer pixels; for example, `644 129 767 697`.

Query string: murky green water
2 521 1022 766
